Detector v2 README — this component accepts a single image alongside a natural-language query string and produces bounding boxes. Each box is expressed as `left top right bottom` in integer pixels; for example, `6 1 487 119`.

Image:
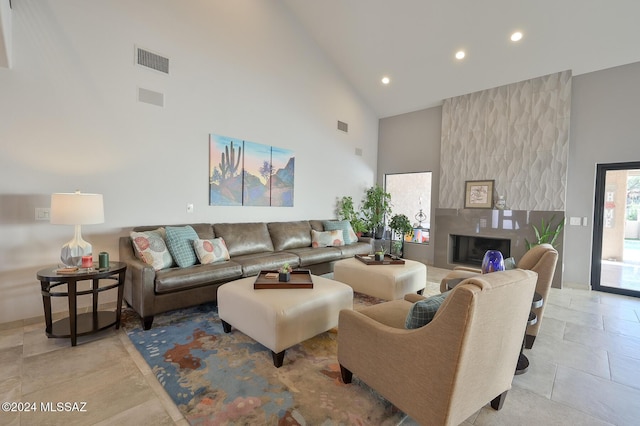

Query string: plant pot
279 272 291 282
374 253 384 262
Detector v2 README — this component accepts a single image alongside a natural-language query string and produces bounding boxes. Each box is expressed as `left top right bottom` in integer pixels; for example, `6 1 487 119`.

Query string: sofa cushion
154 261 243 294
311 229 345 247
338 241 373 257
133 223 215 239
165 226 199 267
130 228 174 271
323 220 358 244
283 246 342 267
268 221 312 251
213 222 274 257
193 238 230 264
232 252 300 277
405 291 450 329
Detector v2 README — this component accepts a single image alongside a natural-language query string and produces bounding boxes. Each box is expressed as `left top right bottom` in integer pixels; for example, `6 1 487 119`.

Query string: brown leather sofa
119 220 370 329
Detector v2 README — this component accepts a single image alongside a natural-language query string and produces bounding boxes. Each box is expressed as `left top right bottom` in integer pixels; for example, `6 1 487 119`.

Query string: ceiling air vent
337 120 349 133
135 46 169 74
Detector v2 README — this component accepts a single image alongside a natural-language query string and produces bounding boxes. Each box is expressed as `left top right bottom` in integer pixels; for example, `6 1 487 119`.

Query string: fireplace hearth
451 235 511 266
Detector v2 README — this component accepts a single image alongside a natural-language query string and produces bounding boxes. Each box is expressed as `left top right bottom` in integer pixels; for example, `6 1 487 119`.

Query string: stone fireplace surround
434 208 564 288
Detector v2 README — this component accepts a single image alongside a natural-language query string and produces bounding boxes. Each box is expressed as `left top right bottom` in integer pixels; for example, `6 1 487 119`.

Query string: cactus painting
209 133 294 207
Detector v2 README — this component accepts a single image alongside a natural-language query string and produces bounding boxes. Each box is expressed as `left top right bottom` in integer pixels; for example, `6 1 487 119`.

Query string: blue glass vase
481 250 505 274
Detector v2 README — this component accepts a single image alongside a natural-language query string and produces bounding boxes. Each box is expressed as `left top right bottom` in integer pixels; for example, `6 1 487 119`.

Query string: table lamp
50 191 104 267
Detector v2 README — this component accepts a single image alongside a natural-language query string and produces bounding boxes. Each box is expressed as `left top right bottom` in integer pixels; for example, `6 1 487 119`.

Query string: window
385 171 432 244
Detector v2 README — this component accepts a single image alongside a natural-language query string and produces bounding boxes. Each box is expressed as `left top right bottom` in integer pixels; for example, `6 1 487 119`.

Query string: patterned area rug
123 282 440 425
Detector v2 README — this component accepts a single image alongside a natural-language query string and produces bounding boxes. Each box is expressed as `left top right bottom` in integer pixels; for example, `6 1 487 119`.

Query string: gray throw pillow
405 291 450 329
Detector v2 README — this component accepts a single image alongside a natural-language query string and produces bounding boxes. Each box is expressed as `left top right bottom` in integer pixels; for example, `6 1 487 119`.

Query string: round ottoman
217 275 353 367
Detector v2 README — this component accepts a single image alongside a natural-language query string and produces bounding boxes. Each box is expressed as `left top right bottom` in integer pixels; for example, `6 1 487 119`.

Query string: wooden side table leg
92 278 99 330
68 281 78 346
115 270 125 329
41 281 53 336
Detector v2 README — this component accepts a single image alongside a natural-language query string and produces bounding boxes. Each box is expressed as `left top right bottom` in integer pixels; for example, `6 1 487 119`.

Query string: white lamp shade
50 192 104 225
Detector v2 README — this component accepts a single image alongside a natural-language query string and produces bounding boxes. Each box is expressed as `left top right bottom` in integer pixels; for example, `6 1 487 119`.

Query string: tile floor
1 266 639 425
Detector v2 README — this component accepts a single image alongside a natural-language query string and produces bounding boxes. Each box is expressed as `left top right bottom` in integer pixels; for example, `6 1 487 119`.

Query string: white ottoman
333 257 427 300
217 275 353 367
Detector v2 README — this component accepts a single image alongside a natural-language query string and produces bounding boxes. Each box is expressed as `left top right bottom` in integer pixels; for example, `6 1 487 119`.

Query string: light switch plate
569 217 581 226
35 208 50 221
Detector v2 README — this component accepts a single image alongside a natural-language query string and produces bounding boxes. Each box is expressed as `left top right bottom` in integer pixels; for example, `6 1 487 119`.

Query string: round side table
37 262 127 346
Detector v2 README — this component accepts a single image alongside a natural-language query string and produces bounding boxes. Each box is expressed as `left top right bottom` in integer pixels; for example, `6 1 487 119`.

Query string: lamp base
60 225 93 267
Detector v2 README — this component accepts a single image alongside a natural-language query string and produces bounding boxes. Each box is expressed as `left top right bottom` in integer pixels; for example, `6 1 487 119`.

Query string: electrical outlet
186 203 194 213
35 207 50 221
569 217 581 226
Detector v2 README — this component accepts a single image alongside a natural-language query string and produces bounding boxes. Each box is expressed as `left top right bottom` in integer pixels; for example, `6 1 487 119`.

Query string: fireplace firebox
451 235 511 266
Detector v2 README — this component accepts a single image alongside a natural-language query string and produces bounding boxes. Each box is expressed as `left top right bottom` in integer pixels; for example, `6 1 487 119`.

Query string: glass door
591 162 640 297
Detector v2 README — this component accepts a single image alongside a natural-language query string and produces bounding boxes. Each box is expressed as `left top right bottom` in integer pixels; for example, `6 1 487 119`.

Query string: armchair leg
490 391 508 410
340 364 353 384
525 334 536 349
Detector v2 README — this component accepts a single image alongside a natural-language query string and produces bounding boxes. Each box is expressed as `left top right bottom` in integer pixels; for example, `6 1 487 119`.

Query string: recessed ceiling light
455 51 465 60
511 31 523 42
381 76 390 85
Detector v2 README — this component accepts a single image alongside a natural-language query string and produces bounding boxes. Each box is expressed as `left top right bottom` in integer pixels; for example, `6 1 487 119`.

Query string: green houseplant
336 196 367 235
525 215 565 250
389 213 413 257
278 263 292 282
361 185 392 238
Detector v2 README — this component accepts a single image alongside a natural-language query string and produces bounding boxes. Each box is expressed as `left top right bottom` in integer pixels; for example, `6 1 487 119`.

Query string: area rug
123 283 440 425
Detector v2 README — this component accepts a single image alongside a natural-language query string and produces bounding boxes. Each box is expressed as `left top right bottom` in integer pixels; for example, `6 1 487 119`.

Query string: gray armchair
338 269 537 425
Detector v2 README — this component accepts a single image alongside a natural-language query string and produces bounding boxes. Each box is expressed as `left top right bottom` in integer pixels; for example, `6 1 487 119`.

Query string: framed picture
464 180 494 209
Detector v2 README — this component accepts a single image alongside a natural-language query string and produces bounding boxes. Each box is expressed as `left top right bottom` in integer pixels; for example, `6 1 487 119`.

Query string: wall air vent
138 87 164 107
135 46 169 74
337 120 349 133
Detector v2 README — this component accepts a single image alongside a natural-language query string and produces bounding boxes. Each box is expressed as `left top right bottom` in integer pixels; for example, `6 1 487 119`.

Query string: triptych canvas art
209 134 295 207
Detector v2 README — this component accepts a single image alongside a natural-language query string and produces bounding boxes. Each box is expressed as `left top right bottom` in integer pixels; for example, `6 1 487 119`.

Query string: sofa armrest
118 236 157 319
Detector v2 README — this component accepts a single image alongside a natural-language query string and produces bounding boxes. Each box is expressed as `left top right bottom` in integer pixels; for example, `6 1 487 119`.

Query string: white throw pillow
193 238 231 264
311 229 345 248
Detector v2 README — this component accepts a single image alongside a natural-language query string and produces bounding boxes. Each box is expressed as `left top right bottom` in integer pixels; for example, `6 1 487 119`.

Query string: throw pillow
193 238 230 264
322 220 357 244
130 228 174 271
405 291 450 329
311 229 345 248
165 225 199 268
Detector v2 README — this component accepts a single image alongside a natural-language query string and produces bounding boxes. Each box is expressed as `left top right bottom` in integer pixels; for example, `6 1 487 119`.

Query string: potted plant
389 213 413 257
361 185 392 239
336 196 367 236
374 246 386 262
278 263 292 282
525 215 565 250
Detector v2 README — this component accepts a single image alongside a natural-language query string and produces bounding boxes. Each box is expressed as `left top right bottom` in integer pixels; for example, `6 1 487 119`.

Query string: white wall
0 0 378 324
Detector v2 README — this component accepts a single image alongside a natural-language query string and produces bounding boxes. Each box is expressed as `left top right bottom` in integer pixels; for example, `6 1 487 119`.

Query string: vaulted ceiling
284 0 640 118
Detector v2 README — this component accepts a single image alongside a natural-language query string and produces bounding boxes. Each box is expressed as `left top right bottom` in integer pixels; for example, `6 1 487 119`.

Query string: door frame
591 161 640 297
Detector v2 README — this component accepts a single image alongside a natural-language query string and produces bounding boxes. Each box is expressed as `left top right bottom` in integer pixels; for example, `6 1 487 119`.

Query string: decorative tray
253 270 314 289
355 254 405 265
